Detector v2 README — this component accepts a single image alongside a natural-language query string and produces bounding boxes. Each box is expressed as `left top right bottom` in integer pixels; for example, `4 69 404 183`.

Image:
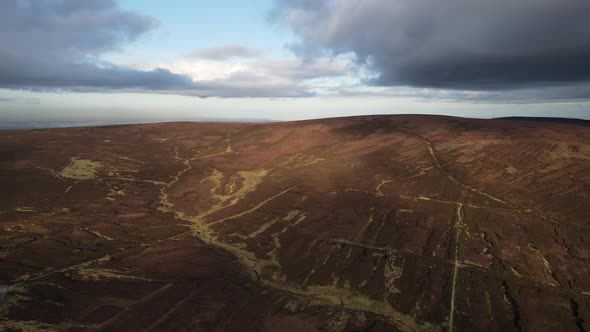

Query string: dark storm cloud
187 45 264 60
275 0 590 91
0 54 196 90
0 0 195 91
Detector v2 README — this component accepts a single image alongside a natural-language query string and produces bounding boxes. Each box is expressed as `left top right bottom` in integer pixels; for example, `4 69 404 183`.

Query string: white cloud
121 51 360 97
187 45 263 60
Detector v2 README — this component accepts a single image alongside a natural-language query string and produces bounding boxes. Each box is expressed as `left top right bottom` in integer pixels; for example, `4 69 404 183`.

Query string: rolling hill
1 115 589 331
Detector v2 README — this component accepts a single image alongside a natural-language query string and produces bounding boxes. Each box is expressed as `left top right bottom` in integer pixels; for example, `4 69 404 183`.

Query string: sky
1 0 589 128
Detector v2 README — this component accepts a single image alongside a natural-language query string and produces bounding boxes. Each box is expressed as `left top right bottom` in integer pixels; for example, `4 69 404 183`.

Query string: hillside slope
1 115 589 331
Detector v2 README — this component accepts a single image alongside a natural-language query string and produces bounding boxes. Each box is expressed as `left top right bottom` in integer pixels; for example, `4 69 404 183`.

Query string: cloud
274 0 590 91
127 55 353 98
187 45 263 60
0 0 197 92
0 1 343 98
337 85 590 103
0 96 41 103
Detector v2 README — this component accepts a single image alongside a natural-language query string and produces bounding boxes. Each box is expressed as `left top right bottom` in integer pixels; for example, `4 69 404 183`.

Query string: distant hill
495 116 590 126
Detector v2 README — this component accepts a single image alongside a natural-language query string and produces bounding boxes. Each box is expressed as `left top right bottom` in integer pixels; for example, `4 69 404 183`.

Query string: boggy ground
0 115 589 331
